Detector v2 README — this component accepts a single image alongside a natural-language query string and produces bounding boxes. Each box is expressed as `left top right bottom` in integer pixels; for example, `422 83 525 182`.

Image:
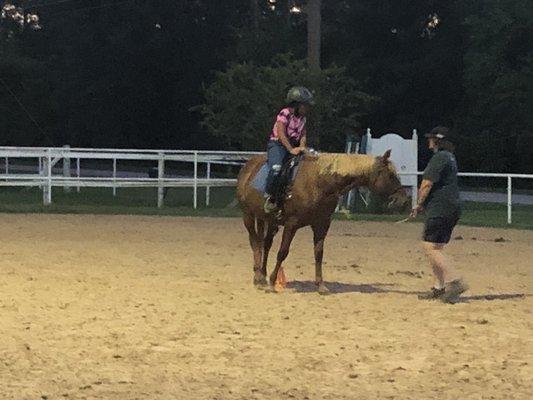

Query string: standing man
411 126 468 303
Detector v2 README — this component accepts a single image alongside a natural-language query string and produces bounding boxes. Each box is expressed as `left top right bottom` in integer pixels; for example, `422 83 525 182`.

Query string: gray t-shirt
422 150 461 218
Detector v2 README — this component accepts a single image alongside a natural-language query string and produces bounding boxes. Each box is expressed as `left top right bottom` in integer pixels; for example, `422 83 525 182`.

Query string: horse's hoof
253 275 268 287
318 283 330 295
264 285 279 294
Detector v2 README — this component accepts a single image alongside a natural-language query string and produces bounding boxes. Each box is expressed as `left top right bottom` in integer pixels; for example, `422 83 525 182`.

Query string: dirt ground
0 214 531 400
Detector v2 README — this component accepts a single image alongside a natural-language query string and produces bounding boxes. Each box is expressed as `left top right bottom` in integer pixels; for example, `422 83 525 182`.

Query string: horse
236 150 410 294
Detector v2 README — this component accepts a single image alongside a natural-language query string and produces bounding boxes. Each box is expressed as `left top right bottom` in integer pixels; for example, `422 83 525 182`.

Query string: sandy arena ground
0 214 531 400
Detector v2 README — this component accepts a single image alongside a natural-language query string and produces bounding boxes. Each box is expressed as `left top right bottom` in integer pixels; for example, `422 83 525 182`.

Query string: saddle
252 153 303 205
273 153 303 204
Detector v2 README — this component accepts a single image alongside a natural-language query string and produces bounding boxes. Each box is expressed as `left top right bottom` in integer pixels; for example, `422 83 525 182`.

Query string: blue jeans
265 140 290 197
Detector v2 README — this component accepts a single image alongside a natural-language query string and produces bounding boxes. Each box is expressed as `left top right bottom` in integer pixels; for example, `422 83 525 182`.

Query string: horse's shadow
286 280 527 302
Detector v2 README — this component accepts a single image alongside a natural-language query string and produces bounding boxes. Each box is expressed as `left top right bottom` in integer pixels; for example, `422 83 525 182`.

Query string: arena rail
0 146 261 209
0 146 531 224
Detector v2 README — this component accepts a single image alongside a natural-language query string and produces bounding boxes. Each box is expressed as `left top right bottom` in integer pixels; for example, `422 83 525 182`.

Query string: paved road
460 191 533 205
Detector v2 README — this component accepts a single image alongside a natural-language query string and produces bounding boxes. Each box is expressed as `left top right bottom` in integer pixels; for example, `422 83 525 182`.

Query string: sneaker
418 287 445 300
441 279 469 304
263 196 278 214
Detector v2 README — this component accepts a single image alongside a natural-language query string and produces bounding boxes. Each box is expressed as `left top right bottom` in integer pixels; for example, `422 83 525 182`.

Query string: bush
195 54 377 151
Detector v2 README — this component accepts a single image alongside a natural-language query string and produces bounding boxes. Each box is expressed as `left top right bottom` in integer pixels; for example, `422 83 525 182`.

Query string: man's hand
410 204 424 219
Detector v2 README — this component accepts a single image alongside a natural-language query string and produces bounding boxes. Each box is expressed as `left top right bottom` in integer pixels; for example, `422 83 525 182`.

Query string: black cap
425 126 449 139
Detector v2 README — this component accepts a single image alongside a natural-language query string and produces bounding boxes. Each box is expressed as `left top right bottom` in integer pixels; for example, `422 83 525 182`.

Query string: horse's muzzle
387 188 410 211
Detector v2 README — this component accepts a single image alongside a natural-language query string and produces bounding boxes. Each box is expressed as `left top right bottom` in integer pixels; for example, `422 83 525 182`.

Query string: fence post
76 158 81 193
193 151 198 209
157 153 165 208
63 145 71 193
4 156 8 176
38 156 42 189
206 162 211 206
43 149 52 205
507 176 512 224
112 158 117 197
411 129 418 209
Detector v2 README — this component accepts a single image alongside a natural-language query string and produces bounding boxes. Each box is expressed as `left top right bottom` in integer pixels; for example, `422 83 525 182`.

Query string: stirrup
263 197 278 214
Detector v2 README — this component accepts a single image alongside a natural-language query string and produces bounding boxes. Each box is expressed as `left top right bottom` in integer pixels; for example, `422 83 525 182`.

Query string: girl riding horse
264 86 314 213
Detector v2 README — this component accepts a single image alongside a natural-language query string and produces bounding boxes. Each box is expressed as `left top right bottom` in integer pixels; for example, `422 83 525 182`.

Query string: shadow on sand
285 280 527 303
286 281 418 295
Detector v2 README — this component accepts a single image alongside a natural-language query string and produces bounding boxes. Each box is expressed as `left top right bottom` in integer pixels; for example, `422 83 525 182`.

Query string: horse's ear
382 149 392 162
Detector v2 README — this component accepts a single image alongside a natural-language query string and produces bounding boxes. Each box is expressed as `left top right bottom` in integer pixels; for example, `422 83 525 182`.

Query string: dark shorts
423 215 459 244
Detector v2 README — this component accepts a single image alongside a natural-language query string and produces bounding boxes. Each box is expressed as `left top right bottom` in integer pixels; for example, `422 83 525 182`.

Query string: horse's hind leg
312 220 331 295
270 225 297 289
243 214 265 286
261 223 278 282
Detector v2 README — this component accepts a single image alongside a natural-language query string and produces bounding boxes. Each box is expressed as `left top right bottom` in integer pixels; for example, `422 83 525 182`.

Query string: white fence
0 146 531 224
409 171 533 224
0 146 260 209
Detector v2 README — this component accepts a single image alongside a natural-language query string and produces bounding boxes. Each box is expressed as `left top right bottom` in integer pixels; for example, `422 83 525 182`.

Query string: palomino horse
237 150 409 294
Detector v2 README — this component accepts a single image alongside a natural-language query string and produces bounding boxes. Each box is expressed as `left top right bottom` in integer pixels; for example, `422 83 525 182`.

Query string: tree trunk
307 0 321 70
283 0 291 28
251 0 259 30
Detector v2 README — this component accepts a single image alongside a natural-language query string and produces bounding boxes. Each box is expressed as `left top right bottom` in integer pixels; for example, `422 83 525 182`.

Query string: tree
457 0 533 172
196 54 377 151
250 0 259 29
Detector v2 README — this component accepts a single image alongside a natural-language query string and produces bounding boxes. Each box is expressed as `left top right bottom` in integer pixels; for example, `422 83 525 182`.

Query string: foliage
0 0 531 172
196 54 377 151
457 0 533 172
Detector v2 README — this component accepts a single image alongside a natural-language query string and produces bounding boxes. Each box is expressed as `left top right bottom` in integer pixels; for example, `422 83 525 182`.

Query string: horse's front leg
269 225 297 290
312 220 331 295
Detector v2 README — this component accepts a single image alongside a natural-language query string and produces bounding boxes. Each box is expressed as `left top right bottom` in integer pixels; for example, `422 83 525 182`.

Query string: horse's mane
315 153 377 177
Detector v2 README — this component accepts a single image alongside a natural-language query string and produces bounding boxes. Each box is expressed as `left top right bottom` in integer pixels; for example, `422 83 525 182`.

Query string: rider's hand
290 147 304 156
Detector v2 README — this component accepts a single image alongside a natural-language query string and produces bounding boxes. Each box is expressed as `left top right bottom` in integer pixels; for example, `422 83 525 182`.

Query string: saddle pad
251 161 301 194
252 163 270 193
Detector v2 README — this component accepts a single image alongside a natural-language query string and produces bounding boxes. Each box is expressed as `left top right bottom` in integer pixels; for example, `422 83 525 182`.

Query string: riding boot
264 165 282 213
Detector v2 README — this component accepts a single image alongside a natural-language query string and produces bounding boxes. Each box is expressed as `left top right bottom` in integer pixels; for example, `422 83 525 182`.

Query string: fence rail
0 146 531 224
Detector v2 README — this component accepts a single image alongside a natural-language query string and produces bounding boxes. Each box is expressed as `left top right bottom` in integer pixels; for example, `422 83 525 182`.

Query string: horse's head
369 150 410 211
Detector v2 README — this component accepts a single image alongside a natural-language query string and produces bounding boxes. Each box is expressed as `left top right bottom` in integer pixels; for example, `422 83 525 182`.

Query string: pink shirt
269 108 306 143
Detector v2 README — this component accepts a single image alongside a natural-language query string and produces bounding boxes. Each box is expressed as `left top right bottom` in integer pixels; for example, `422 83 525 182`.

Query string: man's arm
417 179 434 206
411 179 434 218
